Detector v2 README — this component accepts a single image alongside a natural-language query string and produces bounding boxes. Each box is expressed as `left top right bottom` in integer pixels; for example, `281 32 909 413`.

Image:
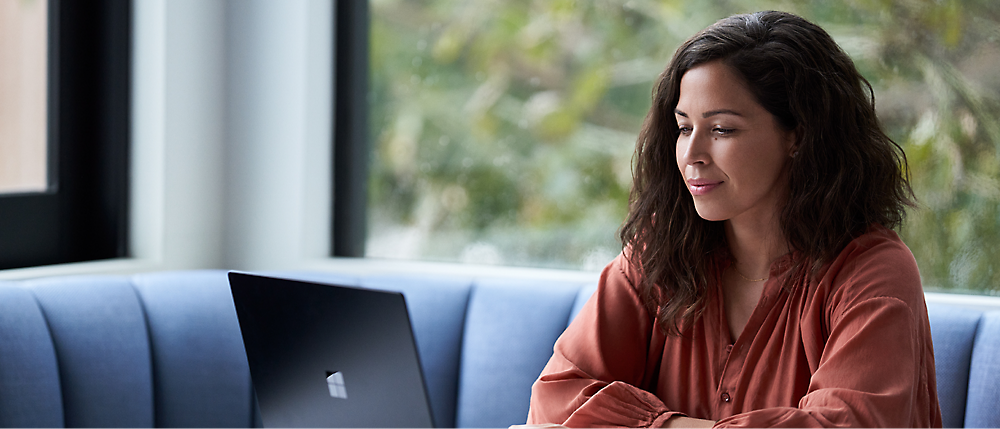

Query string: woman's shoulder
604 250 644 294
834 225 918 273
816 224 924 315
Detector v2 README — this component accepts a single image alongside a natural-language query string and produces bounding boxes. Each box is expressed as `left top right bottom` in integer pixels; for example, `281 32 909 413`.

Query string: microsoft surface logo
326 371 348 399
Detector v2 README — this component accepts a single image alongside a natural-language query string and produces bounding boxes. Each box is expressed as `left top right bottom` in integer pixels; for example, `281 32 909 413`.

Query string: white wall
223 0 332 270
153 0 228 270
130 0 334 272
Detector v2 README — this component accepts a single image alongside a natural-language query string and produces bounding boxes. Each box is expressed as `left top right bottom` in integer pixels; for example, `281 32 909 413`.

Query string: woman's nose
679 129 710 166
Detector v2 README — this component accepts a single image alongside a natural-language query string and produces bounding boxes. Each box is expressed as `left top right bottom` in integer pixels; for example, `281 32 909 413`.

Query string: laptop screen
229 272 435 428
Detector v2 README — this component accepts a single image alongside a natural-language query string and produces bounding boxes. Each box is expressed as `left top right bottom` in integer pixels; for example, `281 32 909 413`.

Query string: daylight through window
0 0 48 194
366 1 1000 295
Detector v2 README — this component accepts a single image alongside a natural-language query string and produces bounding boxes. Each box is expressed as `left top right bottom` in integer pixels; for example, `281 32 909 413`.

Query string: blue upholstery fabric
927 303 982 428
24 276 154 428
456 279 584 428
965 311 1000 428
362 274 472 429
0 282 63 428
131 270 255 428
568 283 597 325
260 270 362 288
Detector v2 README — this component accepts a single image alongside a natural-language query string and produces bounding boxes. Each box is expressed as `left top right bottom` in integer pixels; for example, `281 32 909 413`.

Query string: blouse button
721 392 731 403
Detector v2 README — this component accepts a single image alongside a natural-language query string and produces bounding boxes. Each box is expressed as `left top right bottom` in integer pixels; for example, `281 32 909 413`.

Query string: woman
526 11 941 428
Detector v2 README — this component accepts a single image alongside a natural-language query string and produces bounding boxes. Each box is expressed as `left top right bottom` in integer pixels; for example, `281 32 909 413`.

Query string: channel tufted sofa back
0 269 997 428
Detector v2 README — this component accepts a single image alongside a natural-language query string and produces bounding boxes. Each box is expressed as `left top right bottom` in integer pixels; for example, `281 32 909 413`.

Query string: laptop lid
228 272 435 428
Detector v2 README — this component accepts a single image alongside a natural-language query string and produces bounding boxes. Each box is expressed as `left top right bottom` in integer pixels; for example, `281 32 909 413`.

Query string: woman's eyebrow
702 109 743 118
673 108 744 118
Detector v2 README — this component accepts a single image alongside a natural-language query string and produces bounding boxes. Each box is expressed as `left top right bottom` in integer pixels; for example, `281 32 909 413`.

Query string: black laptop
228 272 435 428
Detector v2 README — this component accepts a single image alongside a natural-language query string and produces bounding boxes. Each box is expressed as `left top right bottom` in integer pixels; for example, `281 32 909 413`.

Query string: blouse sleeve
526 254 682 428
717 231 941 428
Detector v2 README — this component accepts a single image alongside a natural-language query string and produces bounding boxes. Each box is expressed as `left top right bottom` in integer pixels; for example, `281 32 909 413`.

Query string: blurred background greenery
366 0 1000 294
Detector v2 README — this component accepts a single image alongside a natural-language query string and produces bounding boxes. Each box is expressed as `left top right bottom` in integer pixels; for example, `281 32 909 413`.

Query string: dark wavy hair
619 11 916 334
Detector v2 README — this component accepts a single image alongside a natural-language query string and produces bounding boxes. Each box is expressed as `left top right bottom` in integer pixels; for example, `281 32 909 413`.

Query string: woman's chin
693 206 728 222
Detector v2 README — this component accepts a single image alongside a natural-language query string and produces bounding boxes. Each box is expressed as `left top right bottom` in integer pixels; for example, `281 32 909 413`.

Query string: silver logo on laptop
326 371 348 399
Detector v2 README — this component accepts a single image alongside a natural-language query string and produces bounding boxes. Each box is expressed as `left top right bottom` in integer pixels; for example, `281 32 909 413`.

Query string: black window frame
331 0 369 258
0 0 130 270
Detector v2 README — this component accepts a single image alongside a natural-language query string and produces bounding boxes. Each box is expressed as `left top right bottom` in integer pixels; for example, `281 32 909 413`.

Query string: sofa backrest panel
568 284 598 325
927 303 982 428
131 271 255 428
455 279 586 428
965 311 1000 428
23 276 155 428
0 283 64 428
362 274 473 429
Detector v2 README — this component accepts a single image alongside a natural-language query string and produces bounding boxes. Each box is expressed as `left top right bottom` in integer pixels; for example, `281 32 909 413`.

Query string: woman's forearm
662 415 716 428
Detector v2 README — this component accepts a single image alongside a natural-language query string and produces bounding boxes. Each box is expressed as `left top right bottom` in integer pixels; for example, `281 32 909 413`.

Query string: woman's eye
713 127 735 135
678 126 693 135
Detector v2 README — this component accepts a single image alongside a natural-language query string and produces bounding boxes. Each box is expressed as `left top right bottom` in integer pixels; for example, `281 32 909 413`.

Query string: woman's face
674 60 796 224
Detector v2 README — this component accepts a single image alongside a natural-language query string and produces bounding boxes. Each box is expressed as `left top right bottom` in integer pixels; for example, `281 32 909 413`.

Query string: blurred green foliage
367 0 1000 294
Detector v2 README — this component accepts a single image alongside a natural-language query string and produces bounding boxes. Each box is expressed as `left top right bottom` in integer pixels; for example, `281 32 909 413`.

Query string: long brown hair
619 11 916 334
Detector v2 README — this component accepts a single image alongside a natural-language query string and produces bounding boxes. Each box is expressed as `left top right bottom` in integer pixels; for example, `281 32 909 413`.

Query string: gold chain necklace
731 264 768 282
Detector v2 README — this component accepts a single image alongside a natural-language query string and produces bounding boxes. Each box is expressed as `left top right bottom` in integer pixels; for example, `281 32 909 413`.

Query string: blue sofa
0 269 997 428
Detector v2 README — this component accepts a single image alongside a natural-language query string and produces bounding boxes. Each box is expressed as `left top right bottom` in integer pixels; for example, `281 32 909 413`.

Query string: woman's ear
787 126 802 158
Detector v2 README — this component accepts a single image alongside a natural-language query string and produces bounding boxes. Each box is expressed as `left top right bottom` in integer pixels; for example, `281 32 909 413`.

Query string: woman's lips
687 179 722 196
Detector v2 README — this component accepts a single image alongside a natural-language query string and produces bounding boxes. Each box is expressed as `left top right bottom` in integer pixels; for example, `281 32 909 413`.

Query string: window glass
367 0 1000 294
0 0 48 194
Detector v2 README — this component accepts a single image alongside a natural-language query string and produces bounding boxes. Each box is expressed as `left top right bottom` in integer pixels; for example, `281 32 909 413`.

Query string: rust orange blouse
527 227 942 427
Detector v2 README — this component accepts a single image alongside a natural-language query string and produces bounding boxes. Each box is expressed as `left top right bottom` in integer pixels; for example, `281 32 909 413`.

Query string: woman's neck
724 215 789 280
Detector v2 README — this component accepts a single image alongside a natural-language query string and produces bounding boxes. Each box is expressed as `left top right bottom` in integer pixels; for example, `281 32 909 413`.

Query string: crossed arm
515 415 713 429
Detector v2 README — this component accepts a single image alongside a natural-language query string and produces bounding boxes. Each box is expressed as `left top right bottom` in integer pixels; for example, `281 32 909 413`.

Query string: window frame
0 0 130 270
331 0 369 258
